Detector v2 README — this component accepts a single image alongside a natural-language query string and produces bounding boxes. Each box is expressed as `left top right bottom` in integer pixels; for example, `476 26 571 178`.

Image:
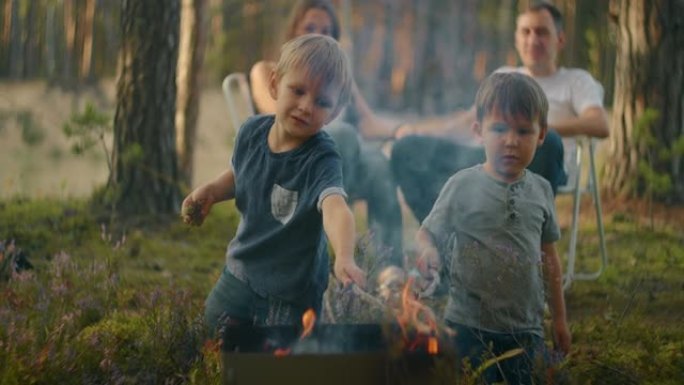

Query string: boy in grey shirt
416 72 570 384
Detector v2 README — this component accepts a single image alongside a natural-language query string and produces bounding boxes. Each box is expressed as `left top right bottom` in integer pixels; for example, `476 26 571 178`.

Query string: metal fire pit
222 323 451 385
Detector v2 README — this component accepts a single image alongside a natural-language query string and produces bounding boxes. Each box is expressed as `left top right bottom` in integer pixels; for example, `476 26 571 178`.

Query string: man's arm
396 107 477 143
321 194 366 288
351 82 398 140
551 106 609 138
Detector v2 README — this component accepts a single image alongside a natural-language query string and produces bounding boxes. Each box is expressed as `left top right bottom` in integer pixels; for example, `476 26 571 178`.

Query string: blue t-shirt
423 165 560 337
225 115 346 308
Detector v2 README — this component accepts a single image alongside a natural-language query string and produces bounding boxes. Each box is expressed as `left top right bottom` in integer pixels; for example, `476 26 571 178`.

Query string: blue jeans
391 132 567 222
449 322 546 385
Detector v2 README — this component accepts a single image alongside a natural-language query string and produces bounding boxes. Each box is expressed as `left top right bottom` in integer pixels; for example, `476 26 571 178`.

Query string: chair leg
563 145 584 290
575 140 608 280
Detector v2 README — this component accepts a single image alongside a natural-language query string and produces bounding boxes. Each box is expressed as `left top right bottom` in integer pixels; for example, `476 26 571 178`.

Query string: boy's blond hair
275 34 353 111
475 72 549 130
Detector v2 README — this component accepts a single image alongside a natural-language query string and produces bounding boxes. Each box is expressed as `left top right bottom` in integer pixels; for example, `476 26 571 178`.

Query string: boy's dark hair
474 72 548 130
275 34 352 110
527 1 563 33
285 0 341 41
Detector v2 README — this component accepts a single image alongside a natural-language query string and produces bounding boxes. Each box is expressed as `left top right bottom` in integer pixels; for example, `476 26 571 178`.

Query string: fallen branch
351 284 386 309
323 291 337 323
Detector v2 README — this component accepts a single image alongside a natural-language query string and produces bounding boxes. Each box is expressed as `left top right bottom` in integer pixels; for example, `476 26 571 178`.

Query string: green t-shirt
423 165 560 337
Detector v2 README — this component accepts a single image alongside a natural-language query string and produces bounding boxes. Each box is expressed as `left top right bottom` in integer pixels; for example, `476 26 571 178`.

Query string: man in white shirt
391 1 609 222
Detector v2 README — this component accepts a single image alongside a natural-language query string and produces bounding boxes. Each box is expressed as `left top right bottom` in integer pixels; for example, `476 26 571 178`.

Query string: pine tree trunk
604 0 684 203
494 0 516 68
112 0 182 217
45 2 57 79
416 0 438 114
80 0 96 81
63 0 76 84
406 0 429 113
7 0 21 79
1 0 10 46
175 0 207 188
22 0 37 78
1 0 12 75
375 0 395 110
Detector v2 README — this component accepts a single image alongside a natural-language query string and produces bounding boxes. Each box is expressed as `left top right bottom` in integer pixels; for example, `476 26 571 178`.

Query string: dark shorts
204 267 320 336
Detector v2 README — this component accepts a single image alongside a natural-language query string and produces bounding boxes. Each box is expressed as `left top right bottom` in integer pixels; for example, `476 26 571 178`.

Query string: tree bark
175 0 207 188
1 0 11 46
7 0 21 78
375 0 395 110
1 0 12 75
604 0 684 203
22 0 37 78
414 0 478 114
63 0 76 84
112 0 182 217
80 0 96 81
45 2 57 79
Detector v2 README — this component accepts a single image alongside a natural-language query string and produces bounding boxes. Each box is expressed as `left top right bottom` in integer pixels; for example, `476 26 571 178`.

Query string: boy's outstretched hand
181 193 213 226
334 259 366 289
181 169 236 226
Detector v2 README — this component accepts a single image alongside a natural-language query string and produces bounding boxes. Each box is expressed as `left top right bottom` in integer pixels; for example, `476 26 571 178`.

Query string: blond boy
182 35 365 333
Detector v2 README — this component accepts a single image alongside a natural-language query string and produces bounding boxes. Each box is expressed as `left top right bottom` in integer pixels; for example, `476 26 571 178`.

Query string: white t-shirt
495 66 605 175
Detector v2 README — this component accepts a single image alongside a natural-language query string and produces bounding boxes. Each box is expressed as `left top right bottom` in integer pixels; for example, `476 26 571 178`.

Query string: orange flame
300 308 316 339
273 308 317 357
428 336 439 355
394 276 440 354
274 348 291 356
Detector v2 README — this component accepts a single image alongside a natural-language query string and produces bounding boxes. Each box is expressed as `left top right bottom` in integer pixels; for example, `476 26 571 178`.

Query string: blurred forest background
0 0 682 208
0 0 614 113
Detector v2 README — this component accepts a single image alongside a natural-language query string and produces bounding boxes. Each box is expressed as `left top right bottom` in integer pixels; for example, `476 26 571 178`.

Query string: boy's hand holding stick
333 257 366 289
415 237 441 297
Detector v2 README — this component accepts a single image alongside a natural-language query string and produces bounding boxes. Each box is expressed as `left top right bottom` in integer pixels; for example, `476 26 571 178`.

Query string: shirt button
509 199 515 205
509 213 517 220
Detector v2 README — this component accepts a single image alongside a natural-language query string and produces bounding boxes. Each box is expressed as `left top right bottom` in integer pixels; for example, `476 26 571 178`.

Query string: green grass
559 219 684 384
0 198 234 384
1 198 683 384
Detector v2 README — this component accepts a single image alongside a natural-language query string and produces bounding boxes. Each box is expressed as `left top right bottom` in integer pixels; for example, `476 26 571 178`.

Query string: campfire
221 267 456 385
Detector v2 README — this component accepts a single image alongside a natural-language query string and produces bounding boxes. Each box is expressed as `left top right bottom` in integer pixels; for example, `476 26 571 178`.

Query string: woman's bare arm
249 60 277 114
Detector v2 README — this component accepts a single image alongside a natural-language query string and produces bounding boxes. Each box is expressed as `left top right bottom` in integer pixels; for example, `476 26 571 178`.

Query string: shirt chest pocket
271 184 298 225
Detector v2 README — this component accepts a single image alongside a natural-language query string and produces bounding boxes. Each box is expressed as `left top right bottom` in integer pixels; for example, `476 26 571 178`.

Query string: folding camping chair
558 136 608 290
222 72 255 133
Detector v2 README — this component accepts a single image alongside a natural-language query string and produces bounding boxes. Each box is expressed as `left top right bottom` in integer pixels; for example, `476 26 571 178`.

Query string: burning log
377 265 406 306
351 284 385 309
220 267 464 384
221 322 456 385
220 271 537 385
